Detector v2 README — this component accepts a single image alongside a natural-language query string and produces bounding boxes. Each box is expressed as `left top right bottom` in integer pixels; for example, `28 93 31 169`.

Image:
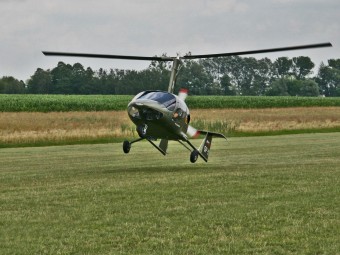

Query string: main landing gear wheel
123 140 131 154
190 150 199 163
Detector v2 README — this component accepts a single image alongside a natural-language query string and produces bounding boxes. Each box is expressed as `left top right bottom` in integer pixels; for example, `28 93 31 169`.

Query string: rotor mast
168 57 181 93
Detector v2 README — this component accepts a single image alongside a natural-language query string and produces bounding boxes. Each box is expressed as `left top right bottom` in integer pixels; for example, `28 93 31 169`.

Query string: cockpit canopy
128 90 190 124
135 91 176 111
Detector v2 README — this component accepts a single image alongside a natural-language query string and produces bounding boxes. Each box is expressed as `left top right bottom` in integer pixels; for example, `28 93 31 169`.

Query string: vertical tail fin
198 133 213 161
197 132 226 162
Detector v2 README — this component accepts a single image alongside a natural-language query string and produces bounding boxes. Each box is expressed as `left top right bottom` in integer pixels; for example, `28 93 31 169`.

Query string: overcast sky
0 0 338 81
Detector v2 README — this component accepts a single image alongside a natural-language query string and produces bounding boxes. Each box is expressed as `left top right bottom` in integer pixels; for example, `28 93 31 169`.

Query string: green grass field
1 133 339 254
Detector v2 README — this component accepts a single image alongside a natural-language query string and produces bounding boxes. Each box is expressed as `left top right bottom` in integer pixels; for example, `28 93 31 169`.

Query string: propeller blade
182 42 332 59
42 51 173 61
178 88 188 101
187 125 200 138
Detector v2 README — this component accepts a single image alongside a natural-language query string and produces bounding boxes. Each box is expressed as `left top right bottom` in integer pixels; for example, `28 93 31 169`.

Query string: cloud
0 0 338 80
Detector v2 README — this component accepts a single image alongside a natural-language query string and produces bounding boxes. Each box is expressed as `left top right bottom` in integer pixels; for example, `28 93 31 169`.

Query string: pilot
173 108 183 119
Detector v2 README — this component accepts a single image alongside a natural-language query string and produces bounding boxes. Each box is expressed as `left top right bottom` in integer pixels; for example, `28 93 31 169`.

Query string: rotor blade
182 42 332 59
42 51 174 61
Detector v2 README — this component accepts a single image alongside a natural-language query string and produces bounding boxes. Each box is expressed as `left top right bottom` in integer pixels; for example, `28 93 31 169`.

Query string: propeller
43 42 332 61
178 88 188 101
187 125 201 138
177 88 201 138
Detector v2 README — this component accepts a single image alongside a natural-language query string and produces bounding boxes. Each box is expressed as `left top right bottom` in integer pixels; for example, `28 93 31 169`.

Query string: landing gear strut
122 137 144 154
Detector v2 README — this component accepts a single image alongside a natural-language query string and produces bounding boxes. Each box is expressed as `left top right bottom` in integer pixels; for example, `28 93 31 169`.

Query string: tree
252 58 274 96
220 74 236 95
315 60 340 96
77 67 98 94
267 78 319 97
0 76 25 94
51 62 73 94
328 59 340 69
27 68 52 94
199 57 227 84
149 53 172 72
286 79 301 96
299 80 319 97
177 60 214 95
2 54 332 96
228 57 259 95
292 56 314 80
286 79 319 97
70 63 86 94
273 57 293 79
266 78 289 96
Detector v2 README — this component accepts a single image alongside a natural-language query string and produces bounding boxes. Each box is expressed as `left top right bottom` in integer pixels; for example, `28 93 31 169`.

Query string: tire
190 150 199 163
137 124 147 138
123 140 131 154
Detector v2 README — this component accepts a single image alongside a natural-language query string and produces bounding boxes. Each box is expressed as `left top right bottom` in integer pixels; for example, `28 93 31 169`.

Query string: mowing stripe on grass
1 133 339 254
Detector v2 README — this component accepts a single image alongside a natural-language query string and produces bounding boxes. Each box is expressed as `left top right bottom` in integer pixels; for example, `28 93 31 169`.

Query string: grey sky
0 0 338 81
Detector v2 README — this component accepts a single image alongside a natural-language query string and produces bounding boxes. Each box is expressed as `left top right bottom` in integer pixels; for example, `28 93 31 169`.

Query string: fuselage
127 90 190 140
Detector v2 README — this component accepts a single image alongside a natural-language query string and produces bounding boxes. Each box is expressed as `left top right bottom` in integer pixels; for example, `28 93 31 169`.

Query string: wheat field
1 107 340 146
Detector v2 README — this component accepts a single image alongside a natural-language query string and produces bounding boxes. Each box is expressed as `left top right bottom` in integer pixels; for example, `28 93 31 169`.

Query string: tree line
1 56 340 96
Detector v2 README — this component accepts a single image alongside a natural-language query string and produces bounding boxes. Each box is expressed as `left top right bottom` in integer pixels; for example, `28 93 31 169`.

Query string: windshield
138 91 176 109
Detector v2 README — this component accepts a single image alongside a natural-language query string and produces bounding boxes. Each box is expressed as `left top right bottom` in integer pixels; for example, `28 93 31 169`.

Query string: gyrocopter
43 42 332 162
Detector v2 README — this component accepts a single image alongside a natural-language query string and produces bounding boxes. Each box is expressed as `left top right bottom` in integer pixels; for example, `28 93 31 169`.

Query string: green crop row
186 96 340 109
1 94 340 112
0 94 133 112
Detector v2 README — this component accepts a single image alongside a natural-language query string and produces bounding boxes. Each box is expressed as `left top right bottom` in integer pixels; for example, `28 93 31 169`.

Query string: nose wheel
137 124 148 138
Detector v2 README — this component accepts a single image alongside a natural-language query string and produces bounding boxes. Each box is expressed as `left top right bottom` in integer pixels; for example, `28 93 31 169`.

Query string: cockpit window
138 91 176 109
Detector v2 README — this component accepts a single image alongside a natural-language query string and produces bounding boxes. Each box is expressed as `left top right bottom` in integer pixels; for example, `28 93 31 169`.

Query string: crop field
1 94 340 112
1 133 339 254
1 107 340 147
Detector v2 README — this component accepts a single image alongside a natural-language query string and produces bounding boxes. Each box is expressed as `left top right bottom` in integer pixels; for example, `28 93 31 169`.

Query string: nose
128 101 164 121
139 105 163 121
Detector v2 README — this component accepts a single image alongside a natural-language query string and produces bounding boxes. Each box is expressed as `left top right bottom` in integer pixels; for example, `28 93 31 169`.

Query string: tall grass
1 94 340 112
190 119 238 134
1 107 340 147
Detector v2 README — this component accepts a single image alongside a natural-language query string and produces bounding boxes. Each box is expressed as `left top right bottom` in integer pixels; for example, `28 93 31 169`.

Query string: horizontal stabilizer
199 131 227 140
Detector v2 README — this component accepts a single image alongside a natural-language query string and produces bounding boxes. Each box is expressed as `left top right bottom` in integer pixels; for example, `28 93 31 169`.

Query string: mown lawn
1 133 339 254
